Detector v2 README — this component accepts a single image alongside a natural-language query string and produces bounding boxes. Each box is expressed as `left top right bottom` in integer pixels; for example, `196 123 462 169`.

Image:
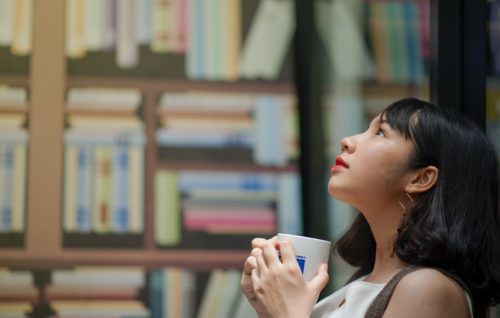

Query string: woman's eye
375 128 385 136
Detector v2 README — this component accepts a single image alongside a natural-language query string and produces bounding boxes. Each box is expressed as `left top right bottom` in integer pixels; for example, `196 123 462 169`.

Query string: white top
311 276 473 318
311 278 384 318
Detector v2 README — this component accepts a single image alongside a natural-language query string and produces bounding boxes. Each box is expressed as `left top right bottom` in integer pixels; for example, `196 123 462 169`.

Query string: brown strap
364 266 421 318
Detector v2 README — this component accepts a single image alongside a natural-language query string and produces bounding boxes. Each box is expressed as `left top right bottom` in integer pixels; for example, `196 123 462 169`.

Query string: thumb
308 263 329 292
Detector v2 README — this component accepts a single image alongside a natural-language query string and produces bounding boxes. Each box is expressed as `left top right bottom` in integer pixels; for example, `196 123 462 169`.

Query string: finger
278 239 297 264
255 248 268 273
243 255 257 275
261 241 280 268
309 263 330 291
250 247 262 257
252 237 267 248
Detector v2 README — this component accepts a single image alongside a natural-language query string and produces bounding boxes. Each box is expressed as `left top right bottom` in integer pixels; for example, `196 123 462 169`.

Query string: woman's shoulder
384 268 471 318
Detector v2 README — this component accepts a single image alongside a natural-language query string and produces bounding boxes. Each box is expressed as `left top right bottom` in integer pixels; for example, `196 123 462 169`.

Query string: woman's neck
362 204 408 283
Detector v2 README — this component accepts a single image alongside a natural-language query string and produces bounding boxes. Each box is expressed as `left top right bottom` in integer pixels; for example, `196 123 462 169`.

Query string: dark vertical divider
430 0 486 130
294 0 329 239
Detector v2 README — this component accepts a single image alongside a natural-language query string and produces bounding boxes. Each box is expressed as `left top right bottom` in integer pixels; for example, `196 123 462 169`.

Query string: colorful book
155 170 181 245
151 0 171 53
92 146 112 233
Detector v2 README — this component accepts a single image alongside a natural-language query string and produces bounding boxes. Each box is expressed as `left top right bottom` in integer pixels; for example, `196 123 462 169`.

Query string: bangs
380 98 425 140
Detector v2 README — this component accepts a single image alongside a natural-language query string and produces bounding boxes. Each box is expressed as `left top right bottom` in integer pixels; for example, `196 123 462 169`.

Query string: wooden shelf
156 161 299 173
0 74 30 86
67 76 295 94
0 249 247 270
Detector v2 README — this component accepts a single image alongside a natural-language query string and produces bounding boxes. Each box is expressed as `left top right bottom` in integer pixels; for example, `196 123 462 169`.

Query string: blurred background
0 0 497 317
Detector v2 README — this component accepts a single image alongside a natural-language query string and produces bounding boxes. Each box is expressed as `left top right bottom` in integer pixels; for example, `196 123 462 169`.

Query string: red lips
331 156 349 172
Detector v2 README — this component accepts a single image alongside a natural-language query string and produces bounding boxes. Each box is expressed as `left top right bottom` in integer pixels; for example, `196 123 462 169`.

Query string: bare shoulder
383 268 470 318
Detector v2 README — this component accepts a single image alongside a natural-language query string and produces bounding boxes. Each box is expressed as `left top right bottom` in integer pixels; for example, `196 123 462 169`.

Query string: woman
241 98 500 317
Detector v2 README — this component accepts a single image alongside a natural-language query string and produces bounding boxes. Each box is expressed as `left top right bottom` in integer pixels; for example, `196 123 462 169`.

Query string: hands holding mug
240 234 331 318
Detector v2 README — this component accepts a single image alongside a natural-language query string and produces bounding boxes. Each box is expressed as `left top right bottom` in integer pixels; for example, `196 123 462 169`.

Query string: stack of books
47 266 149 318
0 268 37 317
63 87 146 235
0 85 29 234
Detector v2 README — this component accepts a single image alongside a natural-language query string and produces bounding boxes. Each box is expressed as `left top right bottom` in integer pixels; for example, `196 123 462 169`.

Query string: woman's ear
405 166 439 194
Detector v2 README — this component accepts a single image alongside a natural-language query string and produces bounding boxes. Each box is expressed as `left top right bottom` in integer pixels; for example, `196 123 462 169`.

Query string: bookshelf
0 0 300 264
0 1 299 316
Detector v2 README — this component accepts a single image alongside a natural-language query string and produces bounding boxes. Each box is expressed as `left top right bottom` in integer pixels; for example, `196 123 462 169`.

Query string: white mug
277 233 332 281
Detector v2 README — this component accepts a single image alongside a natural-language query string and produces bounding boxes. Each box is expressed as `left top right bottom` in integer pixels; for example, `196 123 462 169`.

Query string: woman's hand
241 237 329 318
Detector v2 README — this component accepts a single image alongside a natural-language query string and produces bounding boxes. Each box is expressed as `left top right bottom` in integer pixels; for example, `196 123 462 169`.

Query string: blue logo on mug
296 255 306 273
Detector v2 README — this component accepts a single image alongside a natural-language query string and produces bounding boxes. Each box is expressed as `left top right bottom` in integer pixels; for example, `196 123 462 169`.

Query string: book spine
151 0 170 53
93 146 112 233
0 0 14 46
116 0 139 68
186 0 204 79
11 143 26 232
65 0 86 58
64 144 78 232
128 145 144 233
0 144 14 232
76 145 92 232
11 0 33 56
111 144 130 233
134 0 153 45
155 171 181 245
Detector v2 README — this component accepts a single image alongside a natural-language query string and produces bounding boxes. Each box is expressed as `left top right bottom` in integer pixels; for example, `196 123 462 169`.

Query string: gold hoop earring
397 192 414 233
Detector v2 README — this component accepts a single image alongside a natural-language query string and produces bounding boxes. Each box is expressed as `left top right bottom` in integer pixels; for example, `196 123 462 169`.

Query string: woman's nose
340 136 355 153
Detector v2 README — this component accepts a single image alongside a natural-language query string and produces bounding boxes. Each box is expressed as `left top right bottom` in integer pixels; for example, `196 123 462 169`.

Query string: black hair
335 98 500 317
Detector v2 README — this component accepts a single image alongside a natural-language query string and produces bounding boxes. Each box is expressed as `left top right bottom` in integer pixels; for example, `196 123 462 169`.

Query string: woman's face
328 114 416 210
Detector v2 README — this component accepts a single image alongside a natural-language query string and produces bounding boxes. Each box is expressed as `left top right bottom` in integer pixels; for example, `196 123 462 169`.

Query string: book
178 171 278 193
277 173 302 234
65 0 86 58
116 0 139 68
11 143 27 232
154 171 181 246
51 266 145 288
187 0 205 79
0 144 14 232
151 0 171 53
0 268 33 287
0 0 14 47
45 286 138 301
64 144 78 232
84 0 106 51
368 2 391 83
239 0 294 80
0 86 28 107
67 87 142 110
11 0 33 56
134 0 153 45
51 300 149 317
196 270 241 318
92 146 112 233
158 91 255 113
128 145 144 233
111 144 130 233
